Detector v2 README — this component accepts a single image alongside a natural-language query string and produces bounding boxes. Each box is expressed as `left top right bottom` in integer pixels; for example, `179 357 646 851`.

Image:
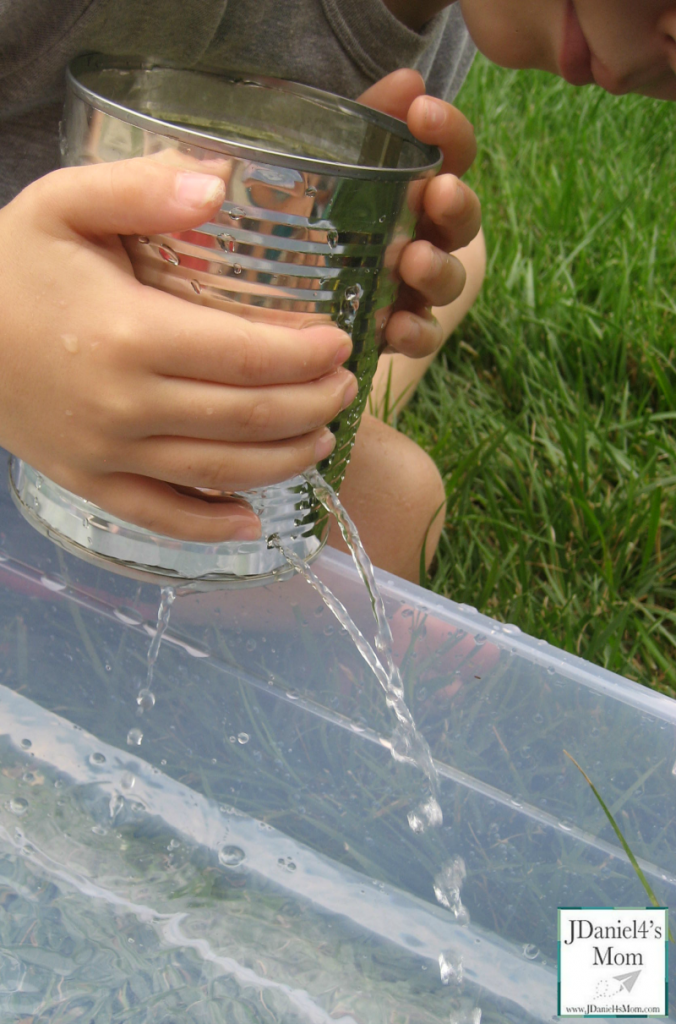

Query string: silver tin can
9 56 440 587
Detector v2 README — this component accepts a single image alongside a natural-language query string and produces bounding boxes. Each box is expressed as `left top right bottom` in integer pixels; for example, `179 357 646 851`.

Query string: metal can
10 56 440 587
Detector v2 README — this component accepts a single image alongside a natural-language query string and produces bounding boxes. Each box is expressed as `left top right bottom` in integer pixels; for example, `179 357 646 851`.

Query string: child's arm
0 159 355 541
358 69 482 361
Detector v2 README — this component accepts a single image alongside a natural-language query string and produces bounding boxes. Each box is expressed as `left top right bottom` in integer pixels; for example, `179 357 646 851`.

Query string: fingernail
405 316 421 344
326 328 352 366
448 174 466 212
176 172 225 209
340 375 359 410
230 519 262 541
333 341 354 367
422 97 445 130
315 428 336 462
427 244 445 278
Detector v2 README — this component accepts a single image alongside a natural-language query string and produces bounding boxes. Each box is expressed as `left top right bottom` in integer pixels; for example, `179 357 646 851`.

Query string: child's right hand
0 159 356 542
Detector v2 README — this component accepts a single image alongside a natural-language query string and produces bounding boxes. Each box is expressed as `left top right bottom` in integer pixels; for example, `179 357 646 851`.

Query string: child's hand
358 69 482 358
0 159 355 541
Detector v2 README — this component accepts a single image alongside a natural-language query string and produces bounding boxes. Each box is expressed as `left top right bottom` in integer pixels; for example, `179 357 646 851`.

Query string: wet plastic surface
1 452 674 1022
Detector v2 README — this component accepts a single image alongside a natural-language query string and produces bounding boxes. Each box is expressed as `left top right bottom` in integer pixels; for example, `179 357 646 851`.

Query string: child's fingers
130 290 352 386
78 473 263 542
397 241 466 309
138 370 358 443
118 428 337 494
32 159 226 239
356 68 426 119
406 95 477 177
418 174 482 254
383 308 442 359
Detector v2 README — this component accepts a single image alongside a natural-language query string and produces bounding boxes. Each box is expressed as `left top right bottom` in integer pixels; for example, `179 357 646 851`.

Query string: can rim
66 54 442 181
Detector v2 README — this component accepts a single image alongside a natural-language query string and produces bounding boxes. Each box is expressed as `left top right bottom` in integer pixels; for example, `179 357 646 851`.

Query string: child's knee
399 439 446 562
336 415 446 579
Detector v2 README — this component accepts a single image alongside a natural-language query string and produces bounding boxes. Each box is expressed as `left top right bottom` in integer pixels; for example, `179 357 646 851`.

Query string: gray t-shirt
0 0 475 206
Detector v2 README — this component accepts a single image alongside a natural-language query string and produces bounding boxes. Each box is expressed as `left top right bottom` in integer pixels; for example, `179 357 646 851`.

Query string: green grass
403 57 676 696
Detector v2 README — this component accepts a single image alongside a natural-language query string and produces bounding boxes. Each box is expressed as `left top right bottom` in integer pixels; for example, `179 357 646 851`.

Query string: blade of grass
564 750 674 942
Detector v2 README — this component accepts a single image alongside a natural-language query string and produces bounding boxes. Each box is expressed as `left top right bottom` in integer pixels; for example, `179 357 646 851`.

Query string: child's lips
559 0 595 86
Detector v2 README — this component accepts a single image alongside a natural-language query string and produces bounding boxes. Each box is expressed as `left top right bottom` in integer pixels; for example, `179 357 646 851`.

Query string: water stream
277 470 469 925
137 470 468 995
273 469 442 834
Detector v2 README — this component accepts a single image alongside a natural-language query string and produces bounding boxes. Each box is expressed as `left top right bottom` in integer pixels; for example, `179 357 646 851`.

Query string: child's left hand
358 69 481 358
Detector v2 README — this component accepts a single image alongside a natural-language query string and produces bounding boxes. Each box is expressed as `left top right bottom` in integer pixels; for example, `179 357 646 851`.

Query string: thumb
357 68 426 121
35 158 226 239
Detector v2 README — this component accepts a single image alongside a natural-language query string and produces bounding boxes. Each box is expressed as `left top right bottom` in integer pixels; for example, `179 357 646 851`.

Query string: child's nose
657 9 676 59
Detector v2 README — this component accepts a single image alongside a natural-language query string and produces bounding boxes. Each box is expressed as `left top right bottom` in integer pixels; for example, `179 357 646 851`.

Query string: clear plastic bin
1 453 674 1022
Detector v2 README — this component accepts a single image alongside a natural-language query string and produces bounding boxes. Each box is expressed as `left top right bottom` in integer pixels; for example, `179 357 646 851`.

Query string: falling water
145 586 176 691
273 469 442 832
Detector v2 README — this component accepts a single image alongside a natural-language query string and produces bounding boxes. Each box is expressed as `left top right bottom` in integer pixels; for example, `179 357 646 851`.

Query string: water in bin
2 58 676 1024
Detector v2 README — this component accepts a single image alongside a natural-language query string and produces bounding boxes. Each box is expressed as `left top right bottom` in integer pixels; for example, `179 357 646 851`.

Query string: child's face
458 0 676 100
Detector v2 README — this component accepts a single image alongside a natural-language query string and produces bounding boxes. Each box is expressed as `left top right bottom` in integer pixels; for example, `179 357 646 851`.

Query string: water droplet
407 812 424 834
559 821 573 832
345 283 363 301
323 624 335 637
546 665 556 675
20 739 31 750
473 633 487 646
136 689 155 711
305 185 317 198
160 759 167 766
433 857 469 923
421 796 443 828
327 230 338 249
158 245 180 265
229 207 245 221
9 798 28 816
190 280 202 294
286 689 299 701
120 772 135 790
218 845 245 867
217 232 235 252
378 214 386 224
438 952 463 986
91 825 107 835
89 752 106 766
137 236 150 245
233 264 242 275
105 663 112 672
523 944 540 960
126 728 143 746
533 712 544 724
237 732 250 745
61 333 79 353
35 475 43 491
